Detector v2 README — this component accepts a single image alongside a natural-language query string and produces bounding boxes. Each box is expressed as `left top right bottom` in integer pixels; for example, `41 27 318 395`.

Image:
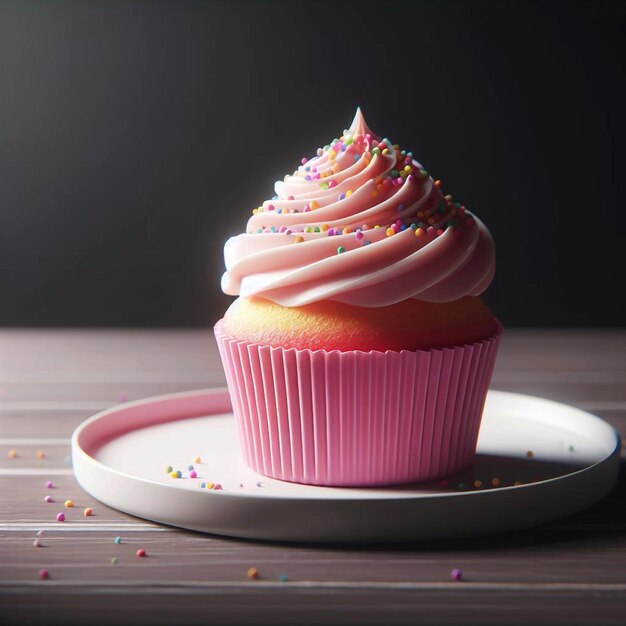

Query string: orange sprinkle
321 224 329 231
385 228 395 237
491 478 501 487
474 480 483 488
415 228 425 237
247 567 260 580
434 179 442 188
36 450 45 460
294 236 304 243
343 227 352 234
310 201 319 210
370 191 378 198
8 449 17 459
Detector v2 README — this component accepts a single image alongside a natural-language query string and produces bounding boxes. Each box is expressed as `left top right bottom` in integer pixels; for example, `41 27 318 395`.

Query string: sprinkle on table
36 450 46 460
247 567 260 580
64 500 74 508
193 456 202 463
450 568 463 581
526 450 534 458
8 449 18 459
111 557 118 565
45 481 54 489
491 478 501 487
33 538 42 548
136 549 146 558
166 465 173 474
56 513 65 522
83 507 94 517
38 568 49 580
189 470 198 479
278 573 289 582
114 536 122 544
44 495 53 503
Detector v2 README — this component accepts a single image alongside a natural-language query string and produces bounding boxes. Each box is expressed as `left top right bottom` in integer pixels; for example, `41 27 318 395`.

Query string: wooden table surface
1 329 625 625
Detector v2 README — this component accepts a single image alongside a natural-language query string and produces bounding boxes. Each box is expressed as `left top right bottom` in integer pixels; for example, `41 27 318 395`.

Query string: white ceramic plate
72 389 620 543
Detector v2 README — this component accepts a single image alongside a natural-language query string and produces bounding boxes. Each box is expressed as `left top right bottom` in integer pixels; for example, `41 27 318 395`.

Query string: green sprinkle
345 138 354 145
337 246 346 254
371 147 381 155
314 226 320 232
305 226 313 233
391 169 399 178
111 557 118 565
409 223 418 230
419 169 429 179
320 182 329 190
166 465 173 474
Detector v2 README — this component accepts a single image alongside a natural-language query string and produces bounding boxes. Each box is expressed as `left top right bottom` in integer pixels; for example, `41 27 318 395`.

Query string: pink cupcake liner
214 320 501 487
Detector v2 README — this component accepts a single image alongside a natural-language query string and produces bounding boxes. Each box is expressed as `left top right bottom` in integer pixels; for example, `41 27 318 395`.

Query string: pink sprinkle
285 229 292 235
427 226 435 233
45 481 54 489
407 174 414 183
189 470 197 479
44 495 53 503
56 513 65 522
288 195 294 200
301 157 308 165
279 226 287 233
39 568 49 580
356 231 364 241
267 204 275 211
303 206 311 212
327 180 337 188
394 219 402 228
451 568 463 581
136 548 146 558
213 484 223 490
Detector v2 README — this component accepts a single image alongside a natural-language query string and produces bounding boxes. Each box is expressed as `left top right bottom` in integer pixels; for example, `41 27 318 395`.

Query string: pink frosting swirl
221 109 495 307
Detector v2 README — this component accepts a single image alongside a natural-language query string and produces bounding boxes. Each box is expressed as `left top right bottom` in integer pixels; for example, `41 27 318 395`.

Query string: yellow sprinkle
415 228 425 237
385 228 395 237
374 225 380 229
206 482 214 489
514 481 523 486
170 471 179 478
345 190 352 197
252 209 258 215
404 165 412 173
193 456 202 463
393 144 399 149
381 148 389 155
320 172 326 178
310 201 319 210
343 227 352 234
473 480 483 488
328 149 336 159
64 500 74 508
294 236 304 243
399 170 407 178
321 224 329 231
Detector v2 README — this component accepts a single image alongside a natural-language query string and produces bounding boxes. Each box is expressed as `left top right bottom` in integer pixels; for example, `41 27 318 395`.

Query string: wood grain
1 329 625 625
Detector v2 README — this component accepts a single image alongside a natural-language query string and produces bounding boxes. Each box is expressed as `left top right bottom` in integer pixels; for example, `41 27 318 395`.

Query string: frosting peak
221 109 495 307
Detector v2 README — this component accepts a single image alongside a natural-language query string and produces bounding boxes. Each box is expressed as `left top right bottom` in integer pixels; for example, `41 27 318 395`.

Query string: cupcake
215 108 500 486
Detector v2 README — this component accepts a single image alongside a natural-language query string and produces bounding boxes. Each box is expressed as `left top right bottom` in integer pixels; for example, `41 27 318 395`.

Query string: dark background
1 0 624 327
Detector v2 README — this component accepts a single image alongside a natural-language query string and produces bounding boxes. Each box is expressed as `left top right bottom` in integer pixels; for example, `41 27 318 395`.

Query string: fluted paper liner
214 320 501 487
